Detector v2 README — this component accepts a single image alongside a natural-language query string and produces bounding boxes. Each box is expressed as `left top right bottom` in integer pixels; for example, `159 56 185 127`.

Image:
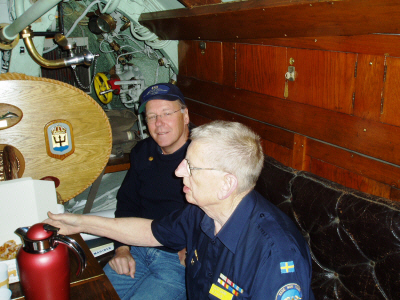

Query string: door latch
285 66 296 81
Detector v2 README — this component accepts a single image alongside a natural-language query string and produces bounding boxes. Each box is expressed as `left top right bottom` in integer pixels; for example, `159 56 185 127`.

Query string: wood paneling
390 187 400 202
222 42 236 87
179 0 221 8
292 134 307 171
180 40 223 84
381 56 400 127
227 34 400 57
190 112 212 127
306 139 400 188
353 54 385 121
185 99 294 149
186 94 400 190
178 41 190 77
140 0 400 41
309 158 391 199
178 76 400 167
262 139 292 167
286 48 356 114
236 44 286 98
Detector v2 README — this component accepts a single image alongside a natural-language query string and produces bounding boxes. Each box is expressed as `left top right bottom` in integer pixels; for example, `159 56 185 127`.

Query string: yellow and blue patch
280 261 295 274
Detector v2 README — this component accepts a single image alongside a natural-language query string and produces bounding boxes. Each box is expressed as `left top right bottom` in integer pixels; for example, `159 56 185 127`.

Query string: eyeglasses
145 109 183 124
185 159 218 176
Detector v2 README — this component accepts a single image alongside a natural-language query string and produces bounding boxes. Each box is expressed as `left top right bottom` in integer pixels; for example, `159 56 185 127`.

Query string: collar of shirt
200 190 257 254
156 139 191 160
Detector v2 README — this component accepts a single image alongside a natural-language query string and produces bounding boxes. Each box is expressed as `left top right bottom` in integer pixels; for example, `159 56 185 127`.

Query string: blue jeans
104 247 186 300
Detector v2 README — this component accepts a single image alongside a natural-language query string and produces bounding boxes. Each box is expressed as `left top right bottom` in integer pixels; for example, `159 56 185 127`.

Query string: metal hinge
352 92 355 108
234 46 237 82
354 61 358 78
383 65 387 82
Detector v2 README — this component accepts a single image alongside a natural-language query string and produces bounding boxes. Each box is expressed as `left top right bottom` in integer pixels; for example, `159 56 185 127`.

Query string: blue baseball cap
138 83 185 114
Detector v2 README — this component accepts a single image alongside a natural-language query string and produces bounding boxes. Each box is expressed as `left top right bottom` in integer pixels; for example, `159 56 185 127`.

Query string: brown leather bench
255 156 400 300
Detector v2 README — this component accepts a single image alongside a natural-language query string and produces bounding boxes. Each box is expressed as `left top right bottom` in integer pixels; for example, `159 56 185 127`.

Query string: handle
54 235 87 276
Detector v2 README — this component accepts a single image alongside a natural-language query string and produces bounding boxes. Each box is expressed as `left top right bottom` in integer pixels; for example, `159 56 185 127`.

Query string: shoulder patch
280 261 295 273
275 283 302 300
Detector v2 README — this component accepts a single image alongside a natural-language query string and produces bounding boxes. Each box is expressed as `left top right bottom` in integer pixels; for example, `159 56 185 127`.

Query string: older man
104 83 189 300
47 121 315 300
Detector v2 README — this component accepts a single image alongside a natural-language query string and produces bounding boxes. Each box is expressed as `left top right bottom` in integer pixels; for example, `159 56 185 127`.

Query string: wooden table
10 234 120 299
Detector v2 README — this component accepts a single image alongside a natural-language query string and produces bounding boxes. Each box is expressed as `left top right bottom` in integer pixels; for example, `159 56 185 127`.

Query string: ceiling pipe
1 0 61 43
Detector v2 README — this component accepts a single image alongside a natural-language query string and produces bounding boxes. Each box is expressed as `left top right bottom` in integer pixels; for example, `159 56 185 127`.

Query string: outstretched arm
45 212 162 247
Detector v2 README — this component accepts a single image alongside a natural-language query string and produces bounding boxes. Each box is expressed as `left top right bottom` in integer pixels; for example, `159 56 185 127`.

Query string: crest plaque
44 120 75 160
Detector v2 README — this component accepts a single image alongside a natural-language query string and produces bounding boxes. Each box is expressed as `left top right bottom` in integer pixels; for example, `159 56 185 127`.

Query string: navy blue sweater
114 137 190 251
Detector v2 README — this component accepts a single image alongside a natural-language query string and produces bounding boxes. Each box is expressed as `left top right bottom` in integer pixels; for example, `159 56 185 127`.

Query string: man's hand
109 246 136 278
44 212 82 235
178 248 187 267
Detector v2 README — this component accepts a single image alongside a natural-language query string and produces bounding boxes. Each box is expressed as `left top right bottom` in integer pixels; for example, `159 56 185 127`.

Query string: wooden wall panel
178 41 190 77
381 56 400 127
140 0 400 41
262 139 292 168
222 42 236 87
179 77 400 167
229 34 400 57
391 187 400 202
286 48 356 114
189 113 212 127
292 134 307 171
353 54 385 121
309 158 391 199
179 0 221 8
306 139 400 189
185 99 294 149
236 44 286 98
178 37 400 201
180 40 224 84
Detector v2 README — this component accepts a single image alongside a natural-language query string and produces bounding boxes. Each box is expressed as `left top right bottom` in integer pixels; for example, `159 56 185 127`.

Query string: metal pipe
22 28 98 69
22 28 66 69
3 0 61 41
33 31 63 37
114 80 143 85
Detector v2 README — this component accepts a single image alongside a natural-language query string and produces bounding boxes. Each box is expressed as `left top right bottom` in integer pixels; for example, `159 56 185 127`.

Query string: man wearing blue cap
103 83 190 300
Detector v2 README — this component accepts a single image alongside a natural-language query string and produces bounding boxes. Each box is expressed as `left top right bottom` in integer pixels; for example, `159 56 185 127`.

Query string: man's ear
183 108 189 125
217 174 237 200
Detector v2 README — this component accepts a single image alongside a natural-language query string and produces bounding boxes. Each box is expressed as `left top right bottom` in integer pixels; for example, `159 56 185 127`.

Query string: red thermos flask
15 223 86 300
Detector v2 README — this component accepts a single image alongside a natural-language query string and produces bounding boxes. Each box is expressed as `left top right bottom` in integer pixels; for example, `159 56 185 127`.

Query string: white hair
190 120 264 193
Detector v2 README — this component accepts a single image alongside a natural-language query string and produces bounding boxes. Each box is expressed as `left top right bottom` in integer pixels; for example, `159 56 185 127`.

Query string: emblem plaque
44 120 75 160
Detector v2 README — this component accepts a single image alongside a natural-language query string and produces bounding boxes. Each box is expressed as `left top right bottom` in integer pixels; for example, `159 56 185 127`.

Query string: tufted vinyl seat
255 156 400 300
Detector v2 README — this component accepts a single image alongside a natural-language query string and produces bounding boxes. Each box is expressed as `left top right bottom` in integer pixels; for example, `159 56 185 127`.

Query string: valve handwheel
94 73 113 104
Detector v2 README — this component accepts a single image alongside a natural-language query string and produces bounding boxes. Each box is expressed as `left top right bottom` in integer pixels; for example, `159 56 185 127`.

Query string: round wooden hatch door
0 73 112 202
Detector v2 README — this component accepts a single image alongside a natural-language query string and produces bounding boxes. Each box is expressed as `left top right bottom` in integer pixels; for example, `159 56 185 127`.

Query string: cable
78 24 85 37
116 50 142 65
99 39 114 53
8 0 16 21
43 0 102 54
119 44 141 52
155 63 159 84
129 22 171 50
116 34 144 50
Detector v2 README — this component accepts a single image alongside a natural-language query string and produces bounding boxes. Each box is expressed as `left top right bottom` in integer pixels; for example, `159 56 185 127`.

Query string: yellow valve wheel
94 73 113 104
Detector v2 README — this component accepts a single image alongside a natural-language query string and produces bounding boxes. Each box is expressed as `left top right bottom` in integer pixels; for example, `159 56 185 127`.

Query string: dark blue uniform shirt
114 137 190 251
152 190 315 300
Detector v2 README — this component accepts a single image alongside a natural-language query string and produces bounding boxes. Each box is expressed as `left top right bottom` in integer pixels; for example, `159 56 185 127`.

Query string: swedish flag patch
280 261 295 274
